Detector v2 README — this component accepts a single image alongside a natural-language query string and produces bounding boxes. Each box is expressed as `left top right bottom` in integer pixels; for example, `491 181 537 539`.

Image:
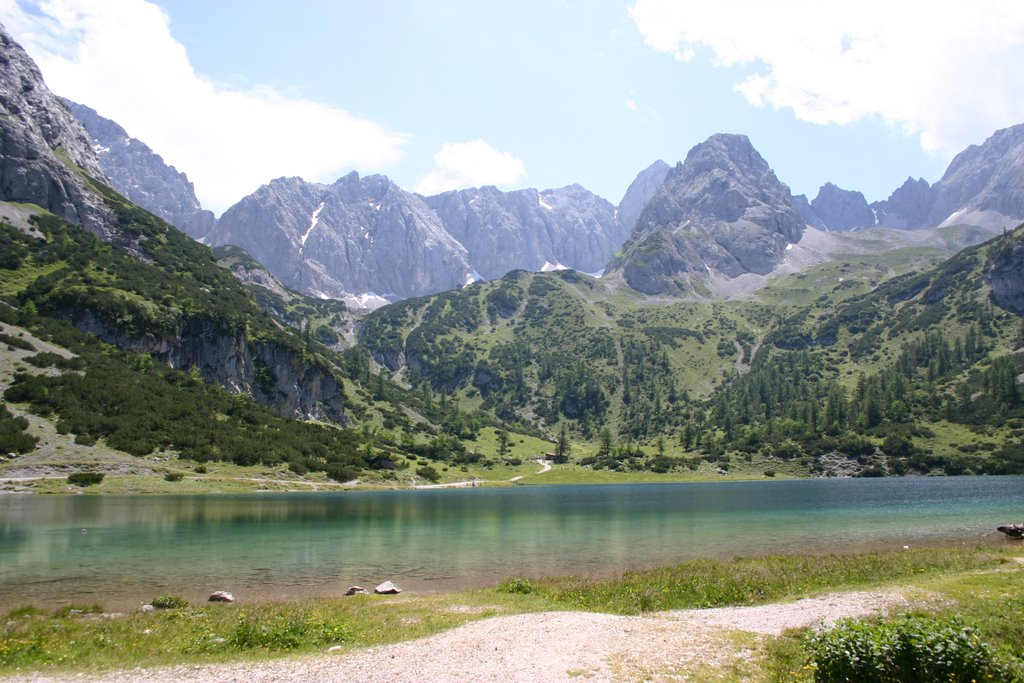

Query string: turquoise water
2 477 1023 610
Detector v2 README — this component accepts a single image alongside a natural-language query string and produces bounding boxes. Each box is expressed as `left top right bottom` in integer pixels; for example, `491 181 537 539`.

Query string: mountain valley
2 22 1024 491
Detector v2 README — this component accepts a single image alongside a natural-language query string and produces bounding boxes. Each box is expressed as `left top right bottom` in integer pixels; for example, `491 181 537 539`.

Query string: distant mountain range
33 46 1024 307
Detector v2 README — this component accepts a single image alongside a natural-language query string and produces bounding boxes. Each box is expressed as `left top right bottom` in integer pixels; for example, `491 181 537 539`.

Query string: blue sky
4 0 1024 215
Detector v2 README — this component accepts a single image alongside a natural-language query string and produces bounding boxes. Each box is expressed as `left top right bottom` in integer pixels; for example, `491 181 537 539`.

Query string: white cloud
415 140 527 195
1 0 407 213
628 0 1024 157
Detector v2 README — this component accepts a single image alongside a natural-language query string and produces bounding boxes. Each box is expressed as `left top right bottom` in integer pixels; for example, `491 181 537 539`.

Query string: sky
3 0 1024 216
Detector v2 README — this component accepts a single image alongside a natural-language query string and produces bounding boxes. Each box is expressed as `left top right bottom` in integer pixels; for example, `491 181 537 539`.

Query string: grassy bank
2 545 1021 678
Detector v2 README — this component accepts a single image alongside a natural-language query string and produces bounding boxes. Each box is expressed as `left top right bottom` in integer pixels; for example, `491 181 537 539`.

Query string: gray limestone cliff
63 99 215 238
0 24 112 233
986 229 1024 315
607 134 804 295
792 194 826 229
617 160 670 232
206 172 474 303
871 177 932 228
925 124 1024 230
810 182 875 231
424 183 627 279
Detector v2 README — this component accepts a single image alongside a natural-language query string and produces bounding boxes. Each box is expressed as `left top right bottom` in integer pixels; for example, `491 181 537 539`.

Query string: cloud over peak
2 0 407 213
415 140 527 196
629 0 1024 157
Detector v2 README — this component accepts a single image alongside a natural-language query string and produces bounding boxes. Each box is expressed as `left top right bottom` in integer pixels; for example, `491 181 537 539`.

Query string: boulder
344 585 369 596
374 581 402 594
208 590 235 603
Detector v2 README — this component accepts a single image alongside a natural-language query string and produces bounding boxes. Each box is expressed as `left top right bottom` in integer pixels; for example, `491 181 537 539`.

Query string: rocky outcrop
810 182 875 231
424 184 627 279
872 125 1024 232
63 99 215 238
70 309 347 423
986 229 1024 315
0 24 112 233
607 134 804 295
207 172 474 302
792 194 826 229
925 123 1024 230
617 160 670 232
871 177 932 228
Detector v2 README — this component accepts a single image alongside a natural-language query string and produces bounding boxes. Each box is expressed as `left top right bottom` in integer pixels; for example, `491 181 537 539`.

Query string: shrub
66 472 104 486
150 595 188 609
164 472 184 482
497 578 536 594
415 465 440 483
806 615 1015 683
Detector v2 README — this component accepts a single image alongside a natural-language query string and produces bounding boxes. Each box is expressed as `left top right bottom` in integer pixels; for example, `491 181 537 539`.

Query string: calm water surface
2 477 1023 610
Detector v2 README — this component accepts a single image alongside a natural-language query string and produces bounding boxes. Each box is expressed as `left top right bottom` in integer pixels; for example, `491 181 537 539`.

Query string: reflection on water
1 476 1022 610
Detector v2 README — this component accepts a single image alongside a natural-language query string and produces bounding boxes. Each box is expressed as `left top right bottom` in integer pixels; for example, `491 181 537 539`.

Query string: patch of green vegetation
0 546 1015 676
0 591 515 673
501 547 1001 614
806 615 1016 682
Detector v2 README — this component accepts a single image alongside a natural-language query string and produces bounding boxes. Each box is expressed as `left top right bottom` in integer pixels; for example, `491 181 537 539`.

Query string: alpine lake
2 476 1023 612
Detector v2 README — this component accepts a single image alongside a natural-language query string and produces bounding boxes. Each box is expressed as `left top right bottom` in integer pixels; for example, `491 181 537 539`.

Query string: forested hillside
358 226 1024 476
0 189 525 486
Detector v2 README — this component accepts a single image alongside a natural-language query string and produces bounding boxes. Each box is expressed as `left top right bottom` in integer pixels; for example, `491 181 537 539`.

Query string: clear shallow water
2 477 1023 610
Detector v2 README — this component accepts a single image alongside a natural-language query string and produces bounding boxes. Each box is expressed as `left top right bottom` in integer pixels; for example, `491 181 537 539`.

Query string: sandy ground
16 589 911 683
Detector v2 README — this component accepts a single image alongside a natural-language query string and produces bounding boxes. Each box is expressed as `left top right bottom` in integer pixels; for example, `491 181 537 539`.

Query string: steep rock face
71 311 346 422
926 124 1024 229
871 177 932 228
63 99 215 238
810 182 875 231
608 134 804 295
0 25 112 233
207 172 474 302
792 194 826 229
986 229 1024 315
424 184 627 279
617 159 670 232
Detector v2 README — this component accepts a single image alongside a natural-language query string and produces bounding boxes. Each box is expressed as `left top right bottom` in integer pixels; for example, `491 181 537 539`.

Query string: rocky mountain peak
617 159 670 232
810 182 875 231
925 123 1024 229
63 99 215 239
0 24 112 232
607 133 804 295
206 173 473 304
871 176 932 229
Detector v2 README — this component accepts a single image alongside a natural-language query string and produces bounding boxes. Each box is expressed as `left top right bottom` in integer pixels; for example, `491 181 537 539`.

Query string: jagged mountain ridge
0 25 364 423
424 183 628 279
0 26 113 234
606 133 805 295
205 173 476 304
616 159 671 232
799 124 1024 233
63 99 216 238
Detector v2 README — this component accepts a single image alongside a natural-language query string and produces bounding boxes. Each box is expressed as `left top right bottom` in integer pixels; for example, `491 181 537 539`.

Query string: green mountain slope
0 190 546 489
357 227 1024 476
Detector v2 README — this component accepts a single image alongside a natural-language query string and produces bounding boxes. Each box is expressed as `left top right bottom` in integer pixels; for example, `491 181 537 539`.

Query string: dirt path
20 589 911 683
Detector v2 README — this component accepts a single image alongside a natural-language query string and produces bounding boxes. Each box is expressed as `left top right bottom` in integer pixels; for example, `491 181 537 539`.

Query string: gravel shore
16 590 909 683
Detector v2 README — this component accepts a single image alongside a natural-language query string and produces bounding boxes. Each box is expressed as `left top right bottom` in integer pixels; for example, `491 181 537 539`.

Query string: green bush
497 578 536 594
150 595 188 609
164 472 184 482
66 472 104 486
415 465 440 482
806 615 1016 682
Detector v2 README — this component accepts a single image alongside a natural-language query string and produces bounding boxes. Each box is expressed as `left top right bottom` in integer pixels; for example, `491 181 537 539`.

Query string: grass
2 545 1019 677
496 546 1002 614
